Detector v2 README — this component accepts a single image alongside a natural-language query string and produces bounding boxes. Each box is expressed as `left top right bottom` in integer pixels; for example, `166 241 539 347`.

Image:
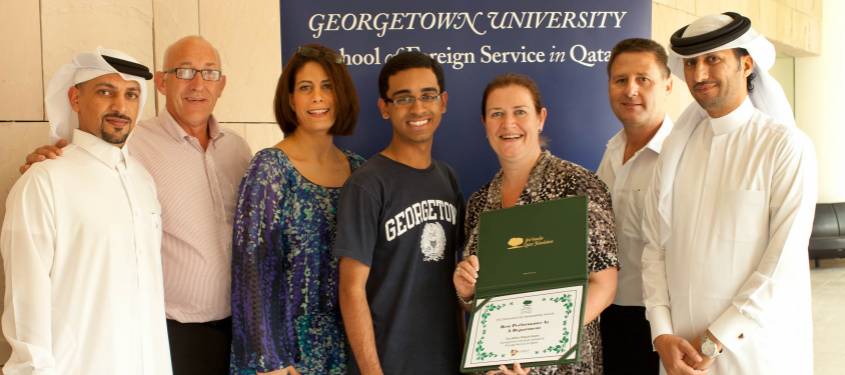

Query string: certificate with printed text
462 285 584 369
460 197 588 372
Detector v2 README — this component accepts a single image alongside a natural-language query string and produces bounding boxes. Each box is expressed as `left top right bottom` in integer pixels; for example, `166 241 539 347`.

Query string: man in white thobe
642 12 816 375
597 38 673 375
0 48 172 374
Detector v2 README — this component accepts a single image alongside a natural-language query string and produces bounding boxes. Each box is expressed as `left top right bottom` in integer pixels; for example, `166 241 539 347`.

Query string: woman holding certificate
454 73 619 375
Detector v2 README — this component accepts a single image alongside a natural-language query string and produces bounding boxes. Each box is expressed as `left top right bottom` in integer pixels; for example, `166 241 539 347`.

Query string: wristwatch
700 333 723 358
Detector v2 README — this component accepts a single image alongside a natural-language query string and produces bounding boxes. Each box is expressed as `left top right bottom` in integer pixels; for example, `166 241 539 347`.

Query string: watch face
701 338 718 357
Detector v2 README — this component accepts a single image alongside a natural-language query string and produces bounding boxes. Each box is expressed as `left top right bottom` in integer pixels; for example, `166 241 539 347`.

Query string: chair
808 203 845 267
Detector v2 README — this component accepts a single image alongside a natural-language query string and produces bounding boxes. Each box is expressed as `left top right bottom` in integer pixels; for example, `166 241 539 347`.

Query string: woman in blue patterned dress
230 44 365 375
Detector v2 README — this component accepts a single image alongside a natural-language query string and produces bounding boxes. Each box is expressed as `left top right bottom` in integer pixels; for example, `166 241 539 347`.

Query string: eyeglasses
296 46 344 64
164 68 222 81
384 93 442 106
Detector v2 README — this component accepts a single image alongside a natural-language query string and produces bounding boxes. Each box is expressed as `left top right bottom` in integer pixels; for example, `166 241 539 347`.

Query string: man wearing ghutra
641 12 816 375
0 48 172 374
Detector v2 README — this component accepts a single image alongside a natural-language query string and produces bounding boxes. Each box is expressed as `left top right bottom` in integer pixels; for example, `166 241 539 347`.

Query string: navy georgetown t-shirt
334 154 464 375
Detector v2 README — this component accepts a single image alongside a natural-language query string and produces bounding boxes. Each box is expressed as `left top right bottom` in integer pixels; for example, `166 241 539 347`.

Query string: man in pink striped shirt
22 36 252 374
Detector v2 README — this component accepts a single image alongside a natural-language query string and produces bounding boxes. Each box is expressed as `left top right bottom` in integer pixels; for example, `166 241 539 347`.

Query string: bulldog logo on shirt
420 222 446 262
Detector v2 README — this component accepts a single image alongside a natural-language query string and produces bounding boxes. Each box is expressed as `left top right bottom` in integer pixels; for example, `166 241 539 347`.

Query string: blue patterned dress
230 147 365 374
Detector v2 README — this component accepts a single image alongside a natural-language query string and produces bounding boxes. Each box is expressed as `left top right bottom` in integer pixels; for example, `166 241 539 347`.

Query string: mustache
693 81 718 90
102 112 132 122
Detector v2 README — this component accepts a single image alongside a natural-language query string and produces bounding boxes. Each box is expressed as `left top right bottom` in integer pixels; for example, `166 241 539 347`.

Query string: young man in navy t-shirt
334 51 464 375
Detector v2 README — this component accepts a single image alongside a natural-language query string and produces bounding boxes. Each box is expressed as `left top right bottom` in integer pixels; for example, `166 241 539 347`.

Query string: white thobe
642 99 815 374
597 115 672 306
1 130 172 375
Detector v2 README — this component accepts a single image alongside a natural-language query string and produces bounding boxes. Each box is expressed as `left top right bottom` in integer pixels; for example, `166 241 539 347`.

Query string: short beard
102 130 130 145
694 93 724 111
100 111 133 145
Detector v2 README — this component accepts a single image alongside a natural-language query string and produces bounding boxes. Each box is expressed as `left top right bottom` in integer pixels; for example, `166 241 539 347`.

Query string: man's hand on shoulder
20 139 69 174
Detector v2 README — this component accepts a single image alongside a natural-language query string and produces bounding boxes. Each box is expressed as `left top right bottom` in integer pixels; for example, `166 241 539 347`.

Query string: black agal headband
103 55 153 80
670 12 752 56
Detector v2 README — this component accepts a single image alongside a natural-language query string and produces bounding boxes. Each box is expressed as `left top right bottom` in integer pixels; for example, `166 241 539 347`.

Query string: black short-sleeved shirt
334 154 464 375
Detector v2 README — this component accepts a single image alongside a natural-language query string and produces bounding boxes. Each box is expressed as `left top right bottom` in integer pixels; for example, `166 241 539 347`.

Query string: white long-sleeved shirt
596 115 672 306
1 130 172 375
641 99 815 374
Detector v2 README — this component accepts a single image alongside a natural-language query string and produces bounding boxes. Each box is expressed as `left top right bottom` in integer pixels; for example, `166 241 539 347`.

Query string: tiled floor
812 258 845 375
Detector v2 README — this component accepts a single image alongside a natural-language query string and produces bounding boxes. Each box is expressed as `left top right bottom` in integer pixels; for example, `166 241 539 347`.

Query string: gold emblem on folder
507 236 554 250
507 237 525 247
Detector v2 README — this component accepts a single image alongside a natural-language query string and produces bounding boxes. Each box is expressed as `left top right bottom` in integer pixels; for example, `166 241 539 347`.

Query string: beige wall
771 56 796 109
0 0 834 363
795 0 845 203
652 0 821 56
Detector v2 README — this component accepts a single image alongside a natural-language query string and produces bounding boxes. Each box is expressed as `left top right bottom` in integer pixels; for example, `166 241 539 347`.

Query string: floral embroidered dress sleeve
230 148 365 375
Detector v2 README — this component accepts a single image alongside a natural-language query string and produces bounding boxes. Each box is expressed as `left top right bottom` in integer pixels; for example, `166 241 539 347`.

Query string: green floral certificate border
464 285 584 367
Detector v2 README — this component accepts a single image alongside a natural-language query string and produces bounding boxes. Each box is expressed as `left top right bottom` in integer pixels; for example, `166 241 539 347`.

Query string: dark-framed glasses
296 46 344 64
164 67 222 81
384 93 442 106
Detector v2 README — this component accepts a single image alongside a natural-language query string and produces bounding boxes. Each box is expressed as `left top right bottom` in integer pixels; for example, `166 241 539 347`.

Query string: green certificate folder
460 196 588 373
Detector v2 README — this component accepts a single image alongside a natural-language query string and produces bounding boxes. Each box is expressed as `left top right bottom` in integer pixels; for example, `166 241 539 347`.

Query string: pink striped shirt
128 110 252 322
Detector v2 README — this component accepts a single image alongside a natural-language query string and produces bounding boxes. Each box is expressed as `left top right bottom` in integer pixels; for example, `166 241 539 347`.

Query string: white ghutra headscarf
45 47 153 142
668 12 795 128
